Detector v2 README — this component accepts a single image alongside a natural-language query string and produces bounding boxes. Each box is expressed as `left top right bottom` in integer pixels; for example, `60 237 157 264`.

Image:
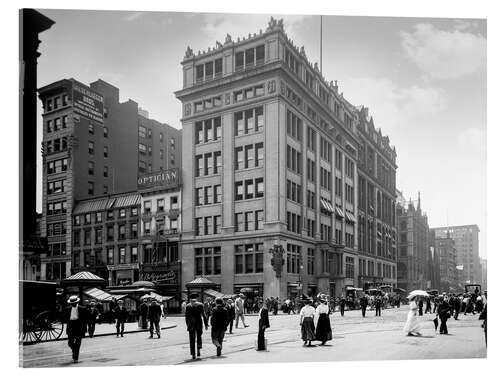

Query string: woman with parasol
403 291 427 336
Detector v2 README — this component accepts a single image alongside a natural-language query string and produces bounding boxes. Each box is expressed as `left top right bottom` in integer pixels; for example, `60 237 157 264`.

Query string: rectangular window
194 218 202 236
245 179 254 199
235 147 244 170
255 178 264 198
195 155 203 177
196 188 204 206
214 185 222 203
88 141 94 155
214 215 222 234
204 186 213 205
235 52 244 71
88 161 94 175
88 181 94 195
88 123 94 134
205 153 213 175
215 58 223 76
119 246 126 264
214 117 222 140
244 144 254 168
256 210 264 230
235 111 244 136
104 146 108 158
235 181 244 201
157 199 165 212
235 213 244 232
255 142 264 166
245 211 254 231
214 151 222 174
255 107 264 132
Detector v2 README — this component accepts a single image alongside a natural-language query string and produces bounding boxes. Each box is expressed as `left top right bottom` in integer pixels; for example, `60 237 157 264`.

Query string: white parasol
407 290 429 300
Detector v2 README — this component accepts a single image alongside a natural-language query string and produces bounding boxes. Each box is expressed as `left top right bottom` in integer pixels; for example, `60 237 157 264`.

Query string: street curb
21 324 177 346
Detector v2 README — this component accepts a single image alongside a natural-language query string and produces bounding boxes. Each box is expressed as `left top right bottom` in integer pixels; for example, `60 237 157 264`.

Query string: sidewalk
26 320 177 345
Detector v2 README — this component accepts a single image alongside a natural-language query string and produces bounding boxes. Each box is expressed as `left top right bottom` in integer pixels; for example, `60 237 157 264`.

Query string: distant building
433 230 458 292
428 230 440 291
479 257 487 289
433 225 480 286
38 78 181 281
396 192 431 291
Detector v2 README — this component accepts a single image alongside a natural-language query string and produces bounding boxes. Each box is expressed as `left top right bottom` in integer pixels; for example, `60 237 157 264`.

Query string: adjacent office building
38 79 181 281
356 107 398 289
176 18 380 298
433 225 480 286
396 192 431 291
432 230 458 292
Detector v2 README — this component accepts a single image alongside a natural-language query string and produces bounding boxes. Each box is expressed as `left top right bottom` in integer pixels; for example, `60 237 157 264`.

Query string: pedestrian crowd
61 287 487 364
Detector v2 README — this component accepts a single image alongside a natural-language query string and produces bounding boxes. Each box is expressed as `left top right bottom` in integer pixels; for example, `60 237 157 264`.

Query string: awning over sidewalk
84 287 126 302
141 292 174 302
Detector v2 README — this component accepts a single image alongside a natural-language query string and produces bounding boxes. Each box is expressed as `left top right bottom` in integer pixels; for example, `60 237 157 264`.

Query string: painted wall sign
138 168 180 190
72 82 104 124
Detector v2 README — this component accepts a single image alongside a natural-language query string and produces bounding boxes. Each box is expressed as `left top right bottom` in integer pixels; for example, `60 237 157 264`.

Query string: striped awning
84 287 125 302
335 206 345 218
73 198 108 214
65 271 104 281
320 199 334 213
106 198 116 209
114 193 141 208
345 211 356 223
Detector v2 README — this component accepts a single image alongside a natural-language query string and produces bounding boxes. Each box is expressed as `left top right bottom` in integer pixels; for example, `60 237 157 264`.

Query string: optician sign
138 168 180 191
72 81 104 124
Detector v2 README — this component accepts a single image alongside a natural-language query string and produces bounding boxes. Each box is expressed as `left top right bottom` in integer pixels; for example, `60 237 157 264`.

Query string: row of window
235 45 265 71
48 243 66 257
45 137 68 155
305 218 316 238
45 94 70 112
143 217 179 235
194 246 221 275
235 142 264 170
286 179 302 204
74 207 140 226
235 178 264 200
74 223 139 246
286 109 303 141
235 243 264 274
195 151 222 177
46 116 68 133
196 58 223 82
47 158 68 174
196 185 222 206
138 125 153 139
74 245 139 267
194 215 222 236
47 179 65 195
235 107 264 136
320 167 332 191
195 117 222 144
287 211 302 234
47 200 67 215
144 196 179 213
47 222 67 236
235 210 264 232
194 96 223 113
234 84 265 103
286 145 302 174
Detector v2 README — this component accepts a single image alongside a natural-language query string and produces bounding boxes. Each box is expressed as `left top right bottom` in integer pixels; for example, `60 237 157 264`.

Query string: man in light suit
235 294 249 328
185 293 208 360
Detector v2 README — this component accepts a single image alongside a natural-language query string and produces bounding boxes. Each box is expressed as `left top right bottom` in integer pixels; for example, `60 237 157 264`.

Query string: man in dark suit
437 297 451 334
185 293 208 360
339 295 346 317
113 300 128 337
257 300 270 351
210 298 229 357
226 298 236 334
374 296 382 316
63 295 88 363
148 299 162 338
87 301 99 338
360 295 368 318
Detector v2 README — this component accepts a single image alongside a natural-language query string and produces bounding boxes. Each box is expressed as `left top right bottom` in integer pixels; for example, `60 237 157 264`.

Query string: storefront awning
335 206 345 218
345 211 356 223
84 287 126 302
320 199 334 213
73 198 108 214
141 292 174 302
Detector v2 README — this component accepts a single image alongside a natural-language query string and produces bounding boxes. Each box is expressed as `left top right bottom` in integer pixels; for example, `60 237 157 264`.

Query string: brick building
38 79 181 281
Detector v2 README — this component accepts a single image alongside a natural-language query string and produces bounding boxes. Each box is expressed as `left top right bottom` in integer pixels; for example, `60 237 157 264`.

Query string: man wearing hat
210 298 229 356
235 293 249 328
87 301 100 338
113 300 128 337
64 295 88 363
148 299 162 338
226 298 236 334
185 293 208 359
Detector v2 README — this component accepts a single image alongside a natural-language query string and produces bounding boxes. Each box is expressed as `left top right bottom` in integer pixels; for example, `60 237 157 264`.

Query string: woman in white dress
403 295 422 336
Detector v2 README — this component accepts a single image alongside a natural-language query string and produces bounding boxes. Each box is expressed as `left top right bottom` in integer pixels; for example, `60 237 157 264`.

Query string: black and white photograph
12 0 496 371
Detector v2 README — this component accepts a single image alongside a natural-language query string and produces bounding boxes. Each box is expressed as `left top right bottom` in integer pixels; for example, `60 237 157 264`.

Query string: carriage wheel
34 311 64 342
20 319 41 344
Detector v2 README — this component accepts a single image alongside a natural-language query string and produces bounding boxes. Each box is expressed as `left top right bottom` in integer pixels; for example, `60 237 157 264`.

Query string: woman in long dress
403 296 422 336
315 297 332 345
299 299 316 346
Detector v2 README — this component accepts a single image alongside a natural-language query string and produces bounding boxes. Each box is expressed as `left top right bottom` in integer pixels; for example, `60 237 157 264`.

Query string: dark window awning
345 211 356 223
335 206 345 218
320 199 334 213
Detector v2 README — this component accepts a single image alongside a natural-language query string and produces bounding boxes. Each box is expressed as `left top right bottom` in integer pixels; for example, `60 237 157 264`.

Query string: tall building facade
176 18 369 299
433 225 480 286
433 230 457 292
396 192 431 291
356 107 397 289
38 79 181 281
479 258 487 289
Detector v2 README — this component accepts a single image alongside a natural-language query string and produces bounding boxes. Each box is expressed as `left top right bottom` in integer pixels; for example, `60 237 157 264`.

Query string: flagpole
320 15 323 74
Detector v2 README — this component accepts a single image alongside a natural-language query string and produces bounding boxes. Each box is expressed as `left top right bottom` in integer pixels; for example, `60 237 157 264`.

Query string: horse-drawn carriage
19 280 64 344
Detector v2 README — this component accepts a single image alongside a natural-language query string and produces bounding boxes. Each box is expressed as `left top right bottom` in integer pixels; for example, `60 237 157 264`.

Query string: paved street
20 306 486 367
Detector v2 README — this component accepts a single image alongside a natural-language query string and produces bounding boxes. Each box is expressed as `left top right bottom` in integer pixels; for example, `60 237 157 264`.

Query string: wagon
19 280 64 344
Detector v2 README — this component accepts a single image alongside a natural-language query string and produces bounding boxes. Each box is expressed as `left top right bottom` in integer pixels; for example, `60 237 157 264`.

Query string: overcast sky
35 10 487 258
